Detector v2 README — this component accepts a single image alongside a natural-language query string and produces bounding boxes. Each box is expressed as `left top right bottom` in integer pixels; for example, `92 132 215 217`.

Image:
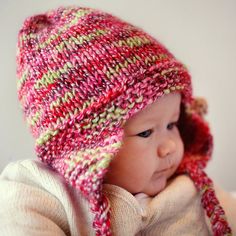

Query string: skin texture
104 92 184 196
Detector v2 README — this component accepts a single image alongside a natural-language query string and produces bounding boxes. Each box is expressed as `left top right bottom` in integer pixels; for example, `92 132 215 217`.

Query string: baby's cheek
179 138 185 160
175 132 184 158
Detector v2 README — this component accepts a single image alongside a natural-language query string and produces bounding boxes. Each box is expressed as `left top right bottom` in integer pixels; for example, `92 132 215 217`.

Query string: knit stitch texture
16 6 232 235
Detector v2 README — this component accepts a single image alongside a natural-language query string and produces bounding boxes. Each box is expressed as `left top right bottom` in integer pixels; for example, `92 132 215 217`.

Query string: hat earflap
177 98 232 235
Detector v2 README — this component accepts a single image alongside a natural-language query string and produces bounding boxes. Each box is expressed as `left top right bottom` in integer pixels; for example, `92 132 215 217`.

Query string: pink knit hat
16 6 232 235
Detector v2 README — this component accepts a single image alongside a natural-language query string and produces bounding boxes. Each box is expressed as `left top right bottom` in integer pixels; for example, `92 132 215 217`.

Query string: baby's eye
137 129 153 138
167 122 178 130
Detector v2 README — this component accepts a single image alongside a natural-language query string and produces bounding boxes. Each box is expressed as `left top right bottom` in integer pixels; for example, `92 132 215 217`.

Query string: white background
0 0 235 190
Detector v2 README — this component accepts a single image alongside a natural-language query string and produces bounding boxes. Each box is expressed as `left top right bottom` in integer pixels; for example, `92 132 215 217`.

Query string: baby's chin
140 176 169 197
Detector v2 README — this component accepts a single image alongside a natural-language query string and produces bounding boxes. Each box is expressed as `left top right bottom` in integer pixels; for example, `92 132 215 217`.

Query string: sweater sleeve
0 161 70 236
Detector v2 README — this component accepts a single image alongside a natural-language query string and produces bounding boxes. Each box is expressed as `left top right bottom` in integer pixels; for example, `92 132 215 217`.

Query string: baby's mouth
154 166 173 176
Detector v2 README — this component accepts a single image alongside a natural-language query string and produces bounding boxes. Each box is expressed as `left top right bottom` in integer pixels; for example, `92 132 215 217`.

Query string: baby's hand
134 193 151 208
134 193 152 219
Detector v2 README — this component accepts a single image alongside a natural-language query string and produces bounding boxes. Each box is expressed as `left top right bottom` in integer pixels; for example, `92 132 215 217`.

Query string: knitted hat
16 6 232 235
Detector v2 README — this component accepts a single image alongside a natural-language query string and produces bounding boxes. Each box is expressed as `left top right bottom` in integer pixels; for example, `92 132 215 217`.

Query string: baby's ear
185 97 208 117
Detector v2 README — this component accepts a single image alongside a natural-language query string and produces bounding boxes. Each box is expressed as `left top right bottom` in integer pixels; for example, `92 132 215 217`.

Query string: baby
0 5 236 236
104 92 184 197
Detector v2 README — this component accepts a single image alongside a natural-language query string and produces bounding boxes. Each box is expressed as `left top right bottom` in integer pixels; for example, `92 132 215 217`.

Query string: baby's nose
157 139 176 158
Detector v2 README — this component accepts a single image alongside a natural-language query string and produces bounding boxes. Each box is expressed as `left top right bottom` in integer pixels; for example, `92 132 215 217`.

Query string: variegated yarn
16 6 232 235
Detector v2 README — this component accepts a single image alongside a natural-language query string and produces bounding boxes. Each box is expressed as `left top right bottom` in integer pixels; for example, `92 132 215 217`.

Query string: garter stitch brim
16 5 232 235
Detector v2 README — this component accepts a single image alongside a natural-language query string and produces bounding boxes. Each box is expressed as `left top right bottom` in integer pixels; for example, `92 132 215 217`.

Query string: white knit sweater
0 159 235 235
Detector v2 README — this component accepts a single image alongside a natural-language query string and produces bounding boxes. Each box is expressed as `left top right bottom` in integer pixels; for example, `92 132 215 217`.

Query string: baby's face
104 92 184 196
